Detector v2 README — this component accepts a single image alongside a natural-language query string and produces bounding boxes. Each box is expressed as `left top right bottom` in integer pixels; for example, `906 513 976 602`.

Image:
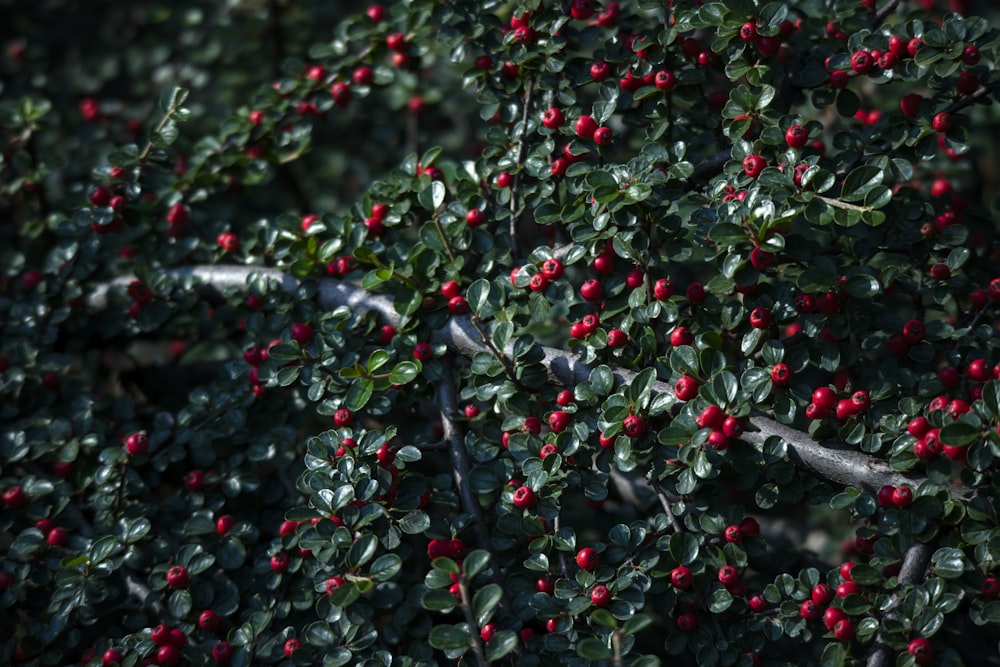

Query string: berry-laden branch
87 266 975 503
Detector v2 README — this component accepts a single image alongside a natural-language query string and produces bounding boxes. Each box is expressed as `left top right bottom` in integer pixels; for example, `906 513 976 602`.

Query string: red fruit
413 342 433 361
742 155 766 178
575 115 598 139
739 517 760 536
626 269 645 289
829 69 849 89
850 50 873 74
654 278 675 301
215 515 236 536
480 623 497 642
290 323 313 346
330 82 351 107
812 387 837 410
102 649 125 666
930 262 951 280
799 599 821 620
740 21 758 41
671 566 693 590
812 583 835 605
902 319 926 344
823 606 847 631
748 307 772 329
675 375 699 401
495 171 513 189
833 618 856 641
448 296 469 315
465 208 485 227
270 552 289 573
961 44 981 65
707 430 729 450
166 565 189 589
670 327 693 348
542 107 565 129
724 525 743 544
750 246 774 269
125 432 149 456
836 581 860 597
21 270 43 290
283 638 300 657
877 485 895 507
908 638 933 665
783 124 808 149
47 526 68 546
676 613 698 632
771 363 791 385
932 112 952 133
570 0 596 20
580 279 604 302
892 485 913 507
722 416 744 440
593 127 613 145
687 282 706 304
542 258 564 279
325 576 346 595
529 274 550 292
198 610 224 632
590 61 612 81
606 329 627 348
654 70 676 91
52 459 73 478
622 414 647 438
696 405 726 430
749 593 768 612
956 70 979 95
851 390 871 412
441 280 461 299
448 538 467 560
576 547 599 570
157 645 181 666
547 410 569 433
333 409 354 427
212 641 234 662
590 584 611 607
968 358 992 382
982 577 1000 599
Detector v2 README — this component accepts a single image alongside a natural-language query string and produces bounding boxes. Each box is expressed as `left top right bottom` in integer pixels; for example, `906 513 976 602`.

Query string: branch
865 541 933 667
88 266 974 502
870 0 902 28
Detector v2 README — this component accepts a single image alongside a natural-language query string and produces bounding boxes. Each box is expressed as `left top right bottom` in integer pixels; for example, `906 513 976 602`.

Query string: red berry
102 649 125 666
590 61 612 81
743 155 766 178
622 414 647 438
671 566 693 590
812 583 835 605
829 69 849 89
198 610 224 632
932 112 952 133
215 515 236 536
270 552 289 573
696 405 726 430
157 645 181 666
724 525 743 543
590 584 611 607
850 50 873 74
413 342 433 361
771 363 791 385
740 21 758 41
593 127 613 145
824 606 847 631
675 375 699 401
892 485 913 507
836 581 860 597
496 172 513 188
548 410 570 433
799 599 821 620
833 619 856 641
283 639 300 657
465 208 485 227
749 593 769 612
676 613 698 632
536 576 555 594
580 279 604 302
575 115 598 139
575 547 599 570
541 107 565 129
529 274 549 292
570 0 596 20
956 70 979 95
670 326 693 347
125 432 149 456
982 577 1000 599
907 638 933 665
542 258 564 279
654 70 676 91
748 307 772 329
960 45 981 66
654 278 675 301
212 641 234 662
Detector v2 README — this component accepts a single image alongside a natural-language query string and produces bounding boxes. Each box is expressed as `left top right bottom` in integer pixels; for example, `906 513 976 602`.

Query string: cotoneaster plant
1 1 1000 666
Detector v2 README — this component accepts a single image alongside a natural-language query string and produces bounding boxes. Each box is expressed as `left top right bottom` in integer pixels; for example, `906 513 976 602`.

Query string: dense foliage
2 0 1000 665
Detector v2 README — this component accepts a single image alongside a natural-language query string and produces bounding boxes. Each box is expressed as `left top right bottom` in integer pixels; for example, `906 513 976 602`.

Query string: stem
456 576 490 667
865 542 933 667
509 78 535 257
815 195 872 213
138 96 188 163
871 0 902 28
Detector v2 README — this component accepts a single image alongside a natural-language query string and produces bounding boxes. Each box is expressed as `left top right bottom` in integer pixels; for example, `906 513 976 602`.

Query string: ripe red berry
198 610 224 632
892 485 913 507
125 432 149 456
907 638 933 665
166 565 189 589
413 342 433 361
590 61 612 81
580 279 604 302
836 580 860 597
748 593 768 612
590 584 611 607
622 414 647 438
529 274 550 292
541 107 565 129
932 112 952 133
676 613 698 632
823 606 847 631
548 410 570 432
654 70 676 91
216 515 236 536
542 258 564 279
812 583 835 605
740 21 758 41
212 641 234 662
671 565 693 589
833 618 856 641
570 0 596 20
750 246 774 269
670 326 693 347
465 208 485 227
748 307 772 329
771 363 791 385
956 70 979 95
982 577 1000 599
960 44 981 66
102 649 125 666
850 50 873 74
829 69 849 89
784 124 808 148
696 404 725 430
270 552 289 573
575 115 598 139
283 638 301 657
157 645 181 666
654 278 675 301
593 127 613 145
290 323 313 345
799 599 821 620
575 547 599 570
743 155 766 178
675 375 699 401
334 409 354 427
724 525 743 543
448 296 469 315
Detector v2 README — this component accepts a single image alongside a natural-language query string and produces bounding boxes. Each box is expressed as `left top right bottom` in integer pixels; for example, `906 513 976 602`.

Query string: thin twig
871 0 902 28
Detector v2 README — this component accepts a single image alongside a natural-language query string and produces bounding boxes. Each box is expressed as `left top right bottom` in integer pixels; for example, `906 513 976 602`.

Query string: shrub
2 0 1000 665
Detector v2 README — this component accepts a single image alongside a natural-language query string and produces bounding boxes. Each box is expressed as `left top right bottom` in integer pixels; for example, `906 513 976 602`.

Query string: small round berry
670 566 693 590
575 547 599 570
676 613 698 632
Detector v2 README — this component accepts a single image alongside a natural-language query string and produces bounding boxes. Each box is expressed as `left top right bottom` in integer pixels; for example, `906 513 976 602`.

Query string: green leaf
467 278 492 313
485 631 518 661
669 532 699 565
389 361 420 385
346 533 378 568
472 584 503 627
840 165 883 202
931 547 966 578
622 614 654 636
820 640 845 667
419 180 446 211
159 86 189 112
576 637 613 660
591 366 615 396
464 550 491 579
344 379 373 411
168 589 192 618
369 554 402 581
940 422 979 447
421 588 458 612
428 624 471 651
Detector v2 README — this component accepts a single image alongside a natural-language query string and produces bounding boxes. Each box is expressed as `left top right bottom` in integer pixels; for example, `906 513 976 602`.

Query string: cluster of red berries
805 386 871 421
694 404 744 450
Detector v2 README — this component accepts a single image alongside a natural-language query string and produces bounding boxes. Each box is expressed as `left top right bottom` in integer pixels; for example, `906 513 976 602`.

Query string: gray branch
866 542 934 667
89 266 974 502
